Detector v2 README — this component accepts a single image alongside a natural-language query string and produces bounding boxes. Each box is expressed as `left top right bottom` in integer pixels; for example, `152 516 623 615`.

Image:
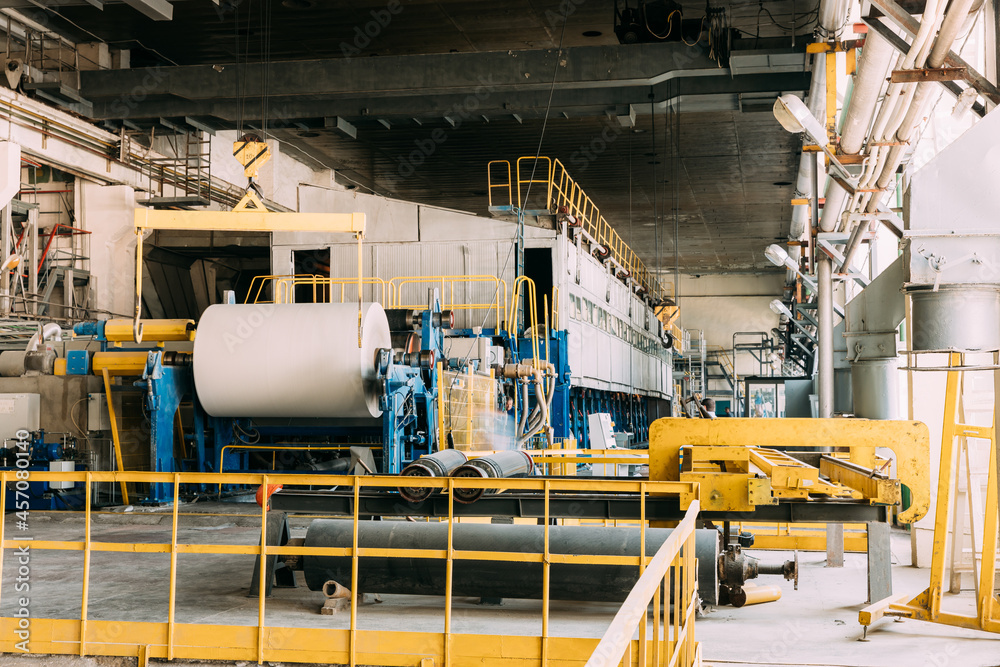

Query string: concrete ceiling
275 108 800 274
39 0 820 66
16 0 819 273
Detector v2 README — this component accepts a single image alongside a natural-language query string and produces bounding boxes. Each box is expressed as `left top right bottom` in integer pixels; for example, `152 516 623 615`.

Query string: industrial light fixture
764 243 796 271
772 94 854 183
769 298 792 318
0 253 21 272
773 94 826 142
765 243 815 289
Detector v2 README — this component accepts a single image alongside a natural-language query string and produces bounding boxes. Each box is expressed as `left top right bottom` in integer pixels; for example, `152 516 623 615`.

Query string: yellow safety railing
491 158 668 304
551 285 560 332
487 159 513 209
585 498 702 667
0 470 699 667
530 447 650 476
246 274 387 306
516 156 553 213
509 275 541 369
390 275 508 330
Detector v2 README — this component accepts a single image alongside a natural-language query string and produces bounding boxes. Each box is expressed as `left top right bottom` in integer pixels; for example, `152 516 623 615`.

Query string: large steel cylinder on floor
452 450 534 504
398 449 469 503
303 520 720 604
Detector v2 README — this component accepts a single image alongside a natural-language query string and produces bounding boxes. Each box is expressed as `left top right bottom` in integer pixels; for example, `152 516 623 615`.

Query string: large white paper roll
193 302 391 419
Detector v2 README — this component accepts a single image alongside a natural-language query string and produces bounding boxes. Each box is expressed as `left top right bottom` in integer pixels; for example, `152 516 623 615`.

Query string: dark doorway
293 248 331 303
523 247 553 331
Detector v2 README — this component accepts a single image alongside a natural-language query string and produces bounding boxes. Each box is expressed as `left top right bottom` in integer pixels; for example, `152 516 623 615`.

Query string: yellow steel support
750 448 860 499
826 51 838 137
819 455 900 504
167 474 179 660
79 478 91 655
862 352 1000 636
649 417 930 523
92 351 148 377
736 521 869 552
133 202 365 343
104 318 194 342
101 367 129 505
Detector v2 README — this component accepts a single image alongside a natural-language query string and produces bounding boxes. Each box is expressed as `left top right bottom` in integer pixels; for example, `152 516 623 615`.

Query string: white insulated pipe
895 0 979 141
839 29 896 155
26 322 61 352
862 0 974 210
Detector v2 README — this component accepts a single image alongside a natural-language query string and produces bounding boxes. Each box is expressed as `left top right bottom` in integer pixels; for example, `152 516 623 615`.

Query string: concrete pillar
78 180 138 318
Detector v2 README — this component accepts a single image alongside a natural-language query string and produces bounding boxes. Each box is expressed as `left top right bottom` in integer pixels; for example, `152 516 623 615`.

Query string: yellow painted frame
648 417 930 523
860 352 1000 635
133 199 366 344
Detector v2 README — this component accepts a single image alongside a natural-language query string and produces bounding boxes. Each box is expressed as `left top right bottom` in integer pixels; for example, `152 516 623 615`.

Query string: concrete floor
2 504 999 667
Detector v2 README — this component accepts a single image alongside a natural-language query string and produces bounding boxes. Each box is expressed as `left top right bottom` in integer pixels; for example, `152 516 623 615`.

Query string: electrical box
444 337 490 369
66 350 90 375
88 393 110 431
0 393 40 443
48 460 75 489
588 413 617 477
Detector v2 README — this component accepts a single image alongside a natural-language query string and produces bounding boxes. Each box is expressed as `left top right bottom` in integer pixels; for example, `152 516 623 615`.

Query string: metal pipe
839 28 896 155
398 449 469 503
451 450 534 504
819 178 847 233
302 520 721 604
818 257 835 418
25 321 61 352
817 0 849 36
790 57 828 241
896 0 979 140
731 584 783 607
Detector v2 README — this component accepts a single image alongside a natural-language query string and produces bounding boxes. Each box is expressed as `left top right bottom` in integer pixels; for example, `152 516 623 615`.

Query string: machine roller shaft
303 519 721 604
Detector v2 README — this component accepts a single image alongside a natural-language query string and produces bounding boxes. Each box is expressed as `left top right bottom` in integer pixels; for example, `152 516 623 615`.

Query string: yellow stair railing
585 498 703 667
488 157 668 304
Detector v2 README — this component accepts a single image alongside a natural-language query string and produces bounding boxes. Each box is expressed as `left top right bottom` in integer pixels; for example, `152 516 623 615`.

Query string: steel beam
78 43 810 123
121 0 172 20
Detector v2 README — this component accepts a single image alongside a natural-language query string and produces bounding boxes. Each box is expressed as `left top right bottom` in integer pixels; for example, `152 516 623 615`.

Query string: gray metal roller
302 519 720 604
398 449 469 503
451 450 534 504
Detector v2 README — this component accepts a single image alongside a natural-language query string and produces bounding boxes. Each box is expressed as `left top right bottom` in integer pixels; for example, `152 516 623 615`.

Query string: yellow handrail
487 159 513 209
509 275 541 371
390 274 509 330
0 469 700 667
493 157 669 303
245 274 387 306
515 156 553 211
586 498 702 667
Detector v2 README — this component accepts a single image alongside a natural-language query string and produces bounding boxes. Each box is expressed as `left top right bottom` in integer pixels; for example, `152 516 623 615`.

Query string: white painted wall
670 273 784 375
